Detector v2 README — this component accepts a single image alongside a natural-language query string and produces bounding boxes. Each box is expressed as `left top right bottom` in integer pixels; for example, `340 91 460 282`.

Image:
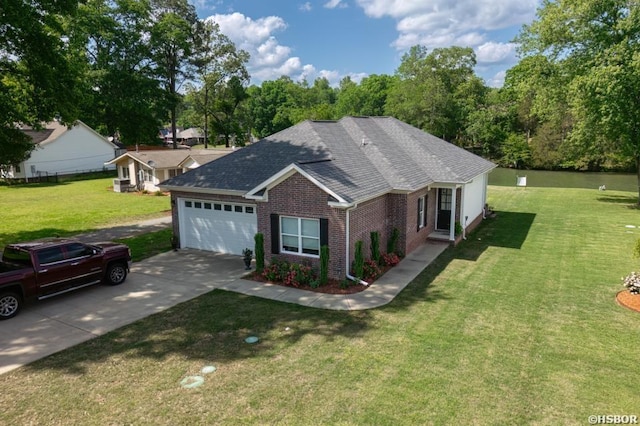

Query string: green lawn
1 186 639 424
0 178 171 248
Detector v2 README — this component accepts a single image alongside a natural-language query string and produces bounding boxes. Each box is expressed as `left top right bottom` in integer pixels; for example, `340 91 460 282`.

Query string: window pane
245 206 254 214
282 235 299 252
281 217 298 235
204 203 212 210
214 204 222 210
301 219 319 237
224 205 232 211
194 202 202 209
185 201 192 208
234 205 243 213
302 237 319 251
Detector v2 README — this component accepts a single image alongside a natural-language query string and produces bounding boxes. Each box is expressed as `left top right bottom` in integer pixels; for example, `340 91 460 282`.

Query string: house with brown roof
106 148 234 192
160 117 496 282
3 121 120 180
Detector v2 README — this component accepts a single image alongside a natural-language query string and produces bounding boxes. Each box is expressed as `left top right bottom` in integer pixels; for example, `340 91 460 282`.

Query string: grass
0 178 171 249
2 185 640 424
115 228 174 262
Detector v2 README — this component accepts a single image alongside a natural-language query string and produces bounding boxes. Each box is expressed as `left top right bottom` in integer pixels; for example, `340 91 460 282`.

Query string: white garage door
179 198 257 255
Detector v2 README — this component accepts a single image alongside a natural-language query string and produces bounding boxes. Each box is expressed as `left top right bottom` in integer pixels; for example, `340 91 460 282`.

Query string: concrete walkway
219 241 448 310
0 217 449 375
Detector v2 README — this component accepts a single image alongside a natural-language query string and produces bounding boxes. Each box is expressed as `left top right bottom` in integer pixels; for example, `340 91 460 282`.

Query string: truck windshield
2 247 33 267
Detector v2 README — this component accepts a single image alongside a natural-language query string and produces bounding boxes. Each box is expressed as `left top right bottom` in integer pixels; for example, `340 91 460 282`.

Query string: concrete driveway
0 249 247 375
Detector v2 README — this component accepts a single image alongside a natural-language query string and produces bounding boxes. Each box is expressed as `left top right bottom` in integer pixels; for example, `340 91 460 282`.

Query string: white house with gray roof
160 116 496 281
3 120 119 180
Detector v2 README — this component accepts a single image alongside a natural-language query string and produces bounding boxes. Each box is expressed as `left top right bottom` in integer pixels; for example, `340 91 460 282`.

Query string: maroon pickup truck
0 238 132 320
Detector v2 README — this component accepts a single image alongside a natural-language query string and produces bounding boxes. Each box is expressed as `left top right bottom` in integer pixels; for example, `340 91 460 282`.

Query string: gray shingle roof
161 117 495 203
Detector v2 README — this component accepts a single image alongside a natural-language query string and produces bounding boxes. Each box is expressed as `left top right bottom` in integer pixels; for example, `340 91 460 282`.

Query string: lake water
489 168 637 192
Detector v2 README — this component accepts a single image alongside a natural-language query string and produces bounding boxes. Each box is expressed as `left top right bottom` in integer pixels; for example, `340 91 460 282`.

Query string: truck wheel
0 291 22 320
106 262 127 285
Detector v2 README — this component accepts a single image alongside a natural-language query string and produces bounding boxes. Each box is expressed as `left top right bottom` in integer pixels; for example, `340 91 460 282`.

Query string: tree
386 46 483 142
210 76 249 147
149 0 199 149
517 0 640 201
66 0 167 145
1 0 80 166
191 20 249 148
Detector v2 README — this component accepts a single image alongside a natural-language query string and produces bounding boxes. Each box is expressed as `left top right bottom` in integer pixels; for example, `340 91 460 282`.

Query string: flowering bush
363 259 381 281
262 259 317 287
381 252 400 267
622 272 640 295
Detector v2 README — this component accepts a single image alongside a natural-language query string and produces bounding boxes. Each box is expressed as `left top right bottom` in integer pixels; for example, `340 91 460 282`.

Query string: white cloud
299 2 312 12
475 41 517 64
324 0 348 9
207 12 363 86
354 0 538 85
487 70 507 88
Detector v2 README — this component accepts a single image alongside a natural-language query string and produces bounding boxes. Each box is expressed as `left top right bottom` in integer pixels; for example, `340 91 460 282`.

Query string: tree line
3 0 639 190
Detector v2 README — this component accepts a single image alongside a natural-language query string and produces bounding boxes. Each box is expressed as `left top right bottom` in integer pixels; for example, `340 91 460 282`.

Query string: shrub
381 252 400 267
283 263 315 287
363 259 381 281
263 258 288 282
455 221 463 236
254 233 265 274
387 227 399 254
320 245 329 285
622 272 640 295
262 259 317 287
370 231 380 264
353 240 364 279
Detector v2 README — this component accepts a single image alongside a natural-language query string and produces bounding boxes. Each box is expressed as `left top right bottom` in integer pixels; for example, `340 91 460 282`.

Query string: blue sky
194 0 541 87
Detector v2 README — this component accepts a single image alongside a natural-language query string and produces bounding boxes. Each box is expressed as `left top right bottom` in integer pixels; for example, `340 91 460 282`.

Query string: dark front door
437 188 452 230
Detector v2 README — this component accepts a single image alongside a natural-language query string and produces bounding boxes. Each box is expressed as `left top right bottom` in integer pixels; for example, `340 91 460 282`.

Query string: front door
437 188 452 230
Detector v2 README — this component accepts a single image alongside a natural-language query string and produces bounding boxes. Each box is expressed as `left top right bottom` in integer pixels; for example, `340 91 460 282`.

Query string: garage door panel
180 199 257 255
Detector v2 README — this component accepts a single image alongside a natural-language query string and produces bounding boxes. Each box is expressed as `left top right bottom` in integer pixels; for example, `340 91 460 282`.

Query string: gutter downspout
345 205 370 286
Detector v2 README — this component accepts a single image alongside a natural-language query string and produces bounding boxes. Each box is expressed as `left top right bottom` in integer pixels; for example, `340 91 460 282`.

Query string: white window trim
280 216 320 258
418 196 426 229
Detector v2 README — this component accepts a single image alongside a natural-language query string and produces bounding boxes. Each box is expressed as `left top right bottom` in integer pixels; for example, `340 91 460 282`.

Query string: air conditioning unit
113 178 131 193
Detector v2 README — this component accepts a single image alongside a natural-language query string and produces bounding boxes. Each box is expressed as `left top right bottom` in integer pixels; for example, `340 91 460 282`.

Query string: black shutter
320 218 329 247
271 214 280 254
417 198 422 231
424 195 428 227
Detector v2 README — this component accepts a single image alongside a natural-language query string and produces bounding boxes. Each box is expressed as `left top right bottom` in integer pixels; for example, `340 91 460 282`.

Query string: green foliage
1 0 80 165
516 0 640 200
499 133 531 169
633 238 640 260
261 258 316 288
254 233 264 274
454 221 463 236
363 259 381 282
387 228 400 255
319 245 329 285
352 240 364 279
370 231 380 264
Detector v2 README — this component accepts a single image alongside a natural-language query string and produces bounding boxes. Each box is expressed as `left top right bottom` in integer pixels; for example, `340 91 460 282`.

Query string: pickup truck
0 238 131 320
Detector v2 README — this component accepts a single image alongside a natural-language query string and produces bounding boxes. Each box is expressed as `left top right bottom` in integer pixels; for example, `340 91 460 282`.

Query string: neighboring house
177 128 205 146
3 120 120 180
106 148 233 192
160 116 496 281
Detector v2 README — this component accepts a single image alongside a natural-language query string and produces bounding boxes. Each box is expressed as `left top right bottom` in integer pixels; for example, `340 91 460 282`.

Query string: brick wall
348 195 389 272
257 173 346 279
404 187 435 255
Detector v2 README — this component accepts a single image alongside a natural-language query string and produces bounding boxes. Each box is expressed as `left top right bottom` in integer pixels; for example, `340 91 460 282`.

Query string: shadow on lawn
596 194 640 208
384 211 536 312
20 211 536 376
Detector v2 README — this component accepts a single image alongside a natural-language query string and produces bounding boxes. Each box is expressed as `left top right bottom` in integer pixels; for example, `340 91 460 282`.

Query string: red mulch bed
246 272 368 294
616 290 640 313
